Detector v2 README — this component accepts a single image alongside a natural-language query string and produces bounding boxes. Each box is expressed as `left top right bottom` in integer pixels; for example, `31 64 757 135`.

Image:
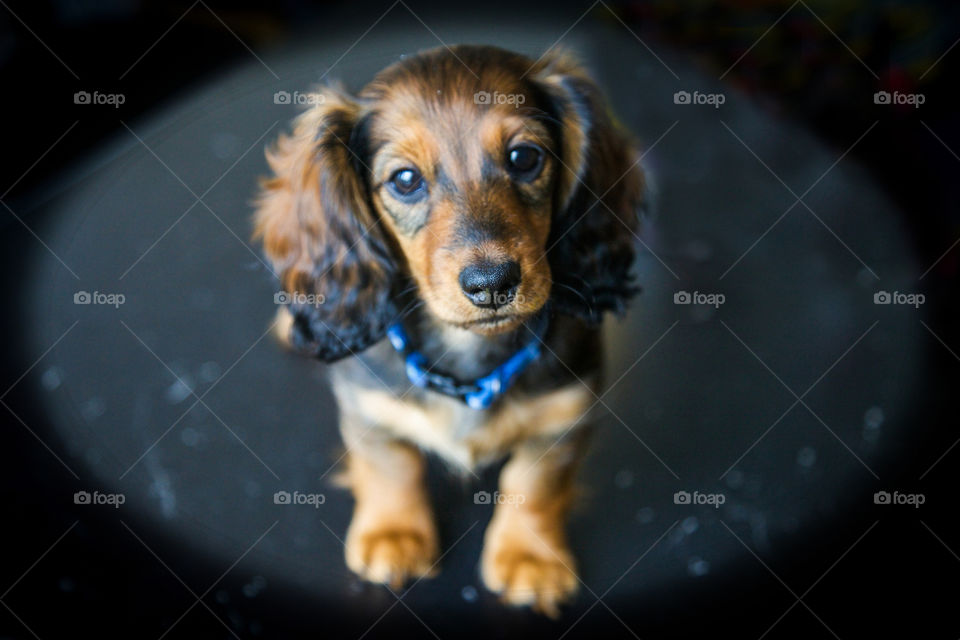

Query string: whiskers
552 278 595 318
393 295 425 325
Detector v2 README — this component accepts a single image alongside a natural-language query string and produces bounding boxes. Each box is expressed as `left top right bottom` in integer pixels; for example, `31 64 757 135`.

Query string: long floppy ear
531 51 645 324
254 86 397 361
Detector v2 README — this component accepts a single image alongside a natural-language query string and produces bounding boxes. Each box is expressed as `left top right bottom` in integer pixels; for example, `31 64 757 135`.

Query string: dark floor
1 2 957 638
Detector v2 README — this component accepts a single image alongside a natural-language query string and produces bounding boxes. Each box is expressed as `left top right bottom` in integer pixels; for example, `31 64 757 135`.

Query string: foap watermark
274 91 325 106
874 290 925 308
273 490 326 508
274 291 325 306
674 90 725 108
674 490 725 509
74 490 125 508
674 290 725 308
474 91 526 108
874 490 924 508
472 290 526 307
74 90 125 108
74 290 125 308
874 90 924 108
474 490 526 506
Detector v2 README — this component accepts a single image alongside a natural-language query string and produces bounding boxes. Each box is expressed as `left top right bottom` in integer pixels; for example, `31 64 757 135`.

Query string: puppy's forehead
365 45 534 101
361 47 552 174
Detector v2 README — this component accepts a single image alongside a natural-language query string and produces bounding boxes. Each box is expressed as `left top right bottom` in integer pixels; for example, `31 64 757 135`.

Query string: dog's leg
481 431 588 617
341 421 439 588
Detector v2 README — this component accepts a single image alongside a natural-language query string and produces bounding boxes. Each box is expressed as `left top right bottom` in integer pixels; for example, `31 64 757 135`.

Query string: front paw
481 518 579 618
345 521 439 589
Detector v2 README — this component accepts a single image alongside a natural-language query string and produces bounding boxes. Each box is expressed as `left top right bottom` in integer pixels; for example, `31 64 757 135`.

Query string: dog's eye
387 168 427 201
506 144 544 181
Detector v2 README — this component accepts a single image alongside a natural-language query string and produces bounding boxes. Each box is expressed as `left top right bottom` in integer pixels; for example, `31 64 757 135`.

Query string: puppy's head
255 46 644 361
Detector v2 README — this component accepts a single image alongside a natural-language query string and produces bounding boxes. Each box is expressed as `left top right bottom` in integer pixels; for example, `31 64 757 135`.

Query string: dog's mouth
454 313 526 335
465 314 519 327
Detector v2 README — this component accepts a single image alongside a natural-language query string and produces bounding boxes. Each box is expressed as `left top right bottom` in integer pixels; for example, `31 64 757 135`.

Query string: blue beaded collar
385 314 548 410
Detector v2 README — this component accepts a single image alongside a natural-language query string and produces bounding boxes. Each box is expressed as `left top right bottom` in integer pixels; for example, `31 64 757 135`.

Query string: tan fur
270 306 294 348
482 437 585 617
337 382 594 470
368 103 554 334
335 378 593 614
340 421 439 588
253 46 643 617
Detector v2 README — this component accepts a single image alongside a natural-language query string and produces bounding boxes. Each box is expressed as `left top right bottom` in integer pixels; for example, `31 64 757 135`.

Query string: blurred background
1 0 958 637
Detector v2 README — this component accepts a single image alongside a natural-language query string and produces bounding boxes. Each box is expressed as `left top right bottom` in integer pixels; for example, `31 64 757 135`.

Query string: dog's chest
342 381 592 469
328 320 597 469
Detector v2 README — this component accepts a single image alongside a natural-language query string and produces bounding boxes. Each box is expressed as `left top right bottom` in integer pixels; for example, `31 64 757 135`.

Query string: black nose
459 260 521 309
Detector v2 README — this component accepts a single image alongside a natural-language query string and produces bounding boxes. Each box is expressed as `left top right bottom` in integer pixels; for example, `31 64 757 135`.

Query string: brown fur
254 45 645 616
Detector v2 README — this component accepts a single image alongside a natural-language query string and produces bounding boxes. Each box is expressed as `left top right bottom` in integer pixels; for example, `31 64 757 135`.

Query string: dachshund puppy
255 45 644 616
